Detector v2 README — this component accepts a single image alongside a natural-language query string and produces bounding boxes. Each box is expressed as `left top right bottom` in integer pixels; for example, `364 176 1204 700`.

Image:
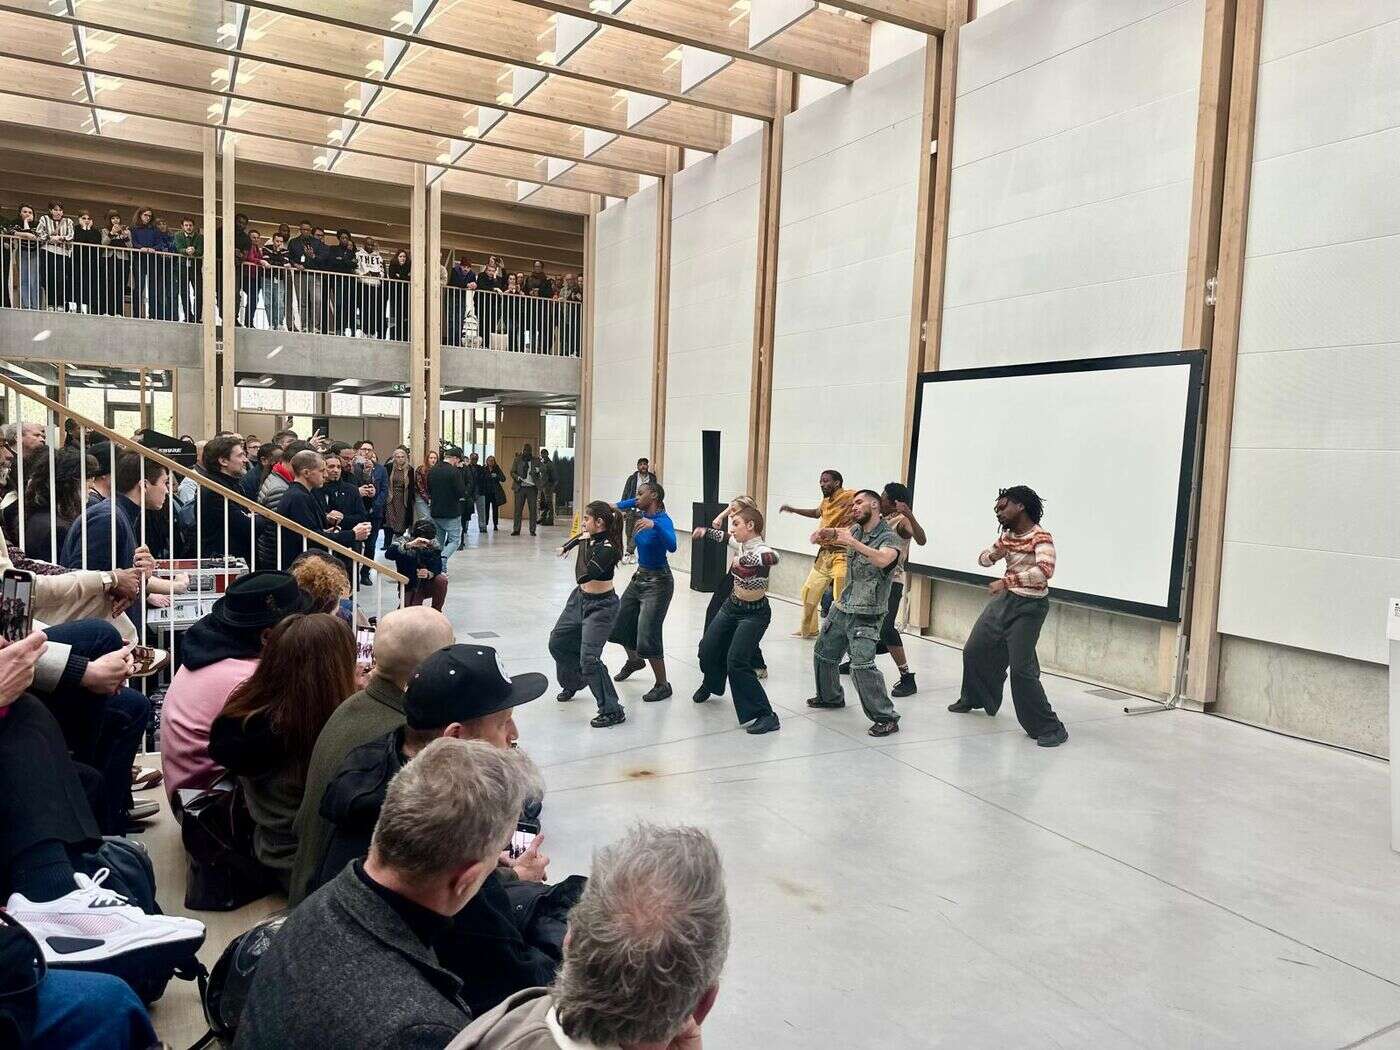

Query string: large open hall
0 0 1397 1048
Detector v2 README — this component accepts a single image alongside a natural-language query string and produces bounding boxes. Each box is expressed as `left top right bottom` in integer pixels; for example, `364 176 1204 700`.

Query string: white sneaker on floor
5 870 205 965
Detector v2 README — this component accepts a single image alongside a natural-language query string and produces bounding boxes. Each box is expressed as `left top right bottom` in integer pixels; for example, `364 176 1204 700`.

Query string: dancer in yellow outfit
779 470 854 638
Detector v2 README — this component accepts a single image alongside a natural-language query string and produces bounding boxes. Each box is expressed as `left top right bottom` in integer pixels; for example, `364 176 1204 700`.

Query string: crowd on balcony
0 202 584 355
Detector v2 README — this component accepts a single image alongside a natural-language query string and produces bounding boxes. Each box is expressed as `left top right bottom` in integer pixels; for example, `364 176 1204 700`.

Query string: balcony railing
0 234 200 323
235 263 411 341
443 287 582 357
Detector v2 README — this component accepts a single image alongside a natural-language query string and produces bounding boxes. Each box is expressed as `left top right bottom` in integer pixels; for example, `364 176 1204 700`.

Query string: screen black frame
905 350 1205 622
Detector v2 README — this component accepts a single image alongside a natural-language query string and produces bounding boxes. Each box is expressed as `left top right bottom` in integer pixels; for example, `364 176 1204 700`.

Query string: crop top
561 533 621 584
702 529 779 598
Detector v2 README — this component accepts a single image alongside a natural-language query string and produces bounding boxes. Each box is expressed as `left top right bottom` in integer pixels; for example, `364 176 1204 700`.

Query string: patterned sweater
704 530 779 599
979 526 1056 598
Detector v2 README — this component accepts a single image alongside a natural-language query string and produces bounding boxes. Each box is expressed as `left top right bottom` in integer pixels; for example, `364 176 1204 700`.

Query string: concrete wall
766 50 925 556
234 329 411 385
589 184 659 504
663 130 762 558
439 346 581 398
1212 0 1399 754
0 310 202 369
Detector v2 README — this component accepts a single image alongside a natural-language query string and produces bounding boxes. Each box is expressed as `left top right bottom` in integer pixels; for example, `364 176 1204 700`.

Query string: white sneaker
5 870 205 965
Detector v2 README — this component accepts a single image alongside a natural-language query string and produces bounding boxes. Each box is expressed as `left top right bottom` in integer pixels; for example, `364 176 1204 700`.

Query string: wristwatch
99 571 116 595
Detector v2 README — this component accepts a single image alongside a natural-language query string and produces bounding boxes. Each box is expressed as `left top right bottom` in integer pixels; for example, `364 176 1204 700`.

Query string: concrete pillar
175 367 205 437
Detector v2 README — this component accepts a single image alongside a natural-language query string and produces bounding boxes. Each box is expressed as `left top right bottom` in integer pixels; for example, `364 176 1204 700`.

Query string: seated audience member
450 824 729 1050
266 450 371 570
1 632 205 965
289 605 454 904
160 571 311 799
199 433 257 564
387 518 448 611
234 738 540 1050
16 447 89 562
309 647 554 1017
25 966 160 1050
209 613 356 891
288 549 356 623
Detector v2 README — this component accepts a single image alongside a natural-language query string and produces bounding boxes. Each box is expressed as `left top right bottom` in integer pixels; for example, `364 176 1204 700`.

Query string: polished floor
139 527 1400 1049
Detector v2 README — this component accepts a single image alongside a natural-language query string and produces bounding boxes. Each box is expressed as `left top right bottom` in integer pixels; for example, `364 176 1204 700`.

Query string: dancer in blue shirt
610 481 677 704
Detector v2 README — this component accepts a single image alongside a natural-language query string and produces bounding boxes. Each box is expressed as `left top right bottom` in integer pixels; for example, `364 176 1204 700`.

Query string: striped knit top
979 526 1056 598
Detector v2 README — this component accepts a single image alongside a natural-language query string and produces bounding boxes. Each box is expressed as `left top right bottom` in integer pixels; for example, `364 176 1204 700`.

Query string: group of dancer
544 469 1069 747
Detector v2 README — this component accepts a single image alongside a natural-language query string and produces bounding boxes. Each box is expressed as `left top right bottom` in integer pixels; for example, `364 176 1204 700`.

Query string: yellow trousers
799 549 847 637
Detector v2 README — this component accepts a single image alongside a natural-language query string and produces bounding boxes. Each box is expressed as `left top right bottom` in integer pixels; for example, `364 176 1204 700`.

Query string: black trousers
549 589 622 715
958 592 1064 738
0 694 102 893
703 574 766 669
610 568 673 658
878 581 904 652
512 488 537 535
699 597 773 724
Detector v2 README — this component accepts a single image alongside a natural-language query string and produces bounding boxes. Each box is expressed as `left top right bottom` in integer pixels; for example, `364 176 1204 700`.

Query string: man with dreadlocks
947 485 1068 747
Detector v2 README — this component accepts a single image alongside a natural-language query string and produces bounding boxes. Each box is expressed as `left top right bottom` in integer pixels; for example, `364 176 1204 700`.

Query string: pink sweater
160 656 259 801
979 527 1056 598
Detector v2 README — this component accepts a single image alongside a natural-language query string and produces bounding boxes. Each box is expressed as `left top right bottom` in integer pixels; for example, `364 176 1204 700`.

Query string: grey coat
234 865 472 1050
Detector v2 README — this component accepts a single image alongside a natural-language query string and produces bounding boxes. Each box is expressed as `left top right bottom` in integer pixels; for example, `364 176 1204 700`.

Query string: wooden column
648 148 680 474
575 194 601 506
201 127 218 435
427 180 443 452
746 72 795 513
920 0 967 378
409 163 427 462
1185 0 1263 705
219 136 236 430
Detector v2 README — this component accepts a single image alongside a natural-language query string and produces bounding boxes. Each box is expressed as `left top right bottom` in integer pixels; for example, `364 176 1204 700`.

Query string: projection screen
907 352 1204 620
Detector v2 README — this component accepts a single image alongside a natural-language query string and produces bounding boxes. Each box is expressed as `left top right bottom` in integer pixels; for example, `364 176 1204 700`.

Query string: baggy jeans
550 589 622 715
813 606 900 725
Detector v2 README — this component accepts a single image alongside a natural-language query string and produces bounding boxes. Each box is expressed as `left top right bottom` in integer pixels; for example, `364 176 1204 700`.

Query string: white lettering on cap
493 651 511 683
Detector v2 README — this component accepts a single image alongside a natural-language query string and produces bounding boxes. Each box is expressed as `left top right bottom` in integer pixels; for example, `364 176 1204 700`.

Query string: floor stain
626 768 657 779
773 876 827 913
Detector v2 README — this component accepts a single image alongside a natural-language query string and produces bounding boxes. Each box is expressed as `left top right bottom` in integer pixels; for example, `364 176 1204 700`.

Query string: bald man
287 605 455 904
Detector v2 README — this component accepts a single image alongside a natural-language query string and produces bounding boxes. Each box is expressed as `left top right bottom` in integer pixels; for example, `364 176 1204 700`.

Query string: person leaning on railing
71 210 102 316
35 201 73 313
99 210 131 317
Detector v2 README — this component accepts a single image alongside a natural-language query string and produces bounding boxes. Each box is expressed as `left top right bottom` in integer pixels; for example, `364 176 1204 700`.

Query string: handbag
0 911 44 1049
175 777 276 912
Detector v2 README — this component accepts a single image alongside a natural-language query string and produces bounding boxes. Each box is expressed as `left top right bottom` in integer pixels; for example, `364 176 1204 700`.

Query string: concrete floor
136 527 1400 1049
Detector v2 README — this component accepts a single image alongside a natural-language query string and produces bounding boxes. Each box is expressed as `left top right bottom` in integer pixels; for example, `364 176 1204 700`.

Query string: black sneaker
556 689 576 702
1036 726 1069 748
614 658 646 682
590 710 626 728
643 683 673 703
839 661 851 675
745 713 781 735
806 696 845 709
947 699 982 713
868 721 900 738
891 672 917 698
691 687 710 703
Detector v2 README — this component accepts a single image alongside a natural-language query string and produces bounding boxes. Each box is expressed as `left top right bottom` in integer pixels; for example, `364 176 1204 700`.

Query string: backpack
72 837 208 1005
188 912 290 1050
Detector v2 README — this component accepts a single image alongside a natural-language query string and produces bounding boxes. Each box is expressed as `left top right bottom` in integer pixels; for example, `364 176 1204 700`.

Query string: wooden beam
649 148 680 474
745 72 795 514
201 127 218 436
900 36 940 481
0 4 721 154
920 0 966 376
410 164 428 463
575 195 601 505
821 0 947 34
1186 0 1260 706
236 0 772 121
427 180 443 453
220 137 237 430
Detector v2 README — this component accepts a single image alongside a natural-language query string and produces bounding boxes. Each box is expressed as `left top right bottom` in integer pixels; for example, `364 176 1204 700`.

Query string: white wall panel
1217 4 1400 666
767 52 924 555
663 133 762 533
590 185 658 504
940 0 1201 373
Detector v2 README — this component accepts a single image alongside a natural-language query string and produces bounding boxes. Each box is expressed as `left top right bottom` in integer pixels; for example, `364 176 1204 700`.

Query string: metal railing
236 263 411 341
0 371 407 675
442 287 582 356
0 234 201 322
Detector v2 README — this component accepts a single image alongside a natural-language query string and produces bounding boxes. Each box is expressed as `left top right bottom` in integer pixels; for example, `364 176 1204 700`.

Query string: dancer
780 470 854 637
947 486 1067 747
806 489 904 737
699 497 768 679
839 482 926 697
691 504 781 734
610 481 676 702
549 502 626 728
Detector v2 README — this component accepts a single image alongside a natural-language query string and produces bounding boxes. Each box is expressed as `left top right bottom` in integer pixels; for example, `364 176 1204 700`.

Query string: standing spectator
503 274 525 352
153 217 180 320
128 206 159 317
287 220 320 332
476 257 504 347
387 519 448 610
242 228 265 327
481 454 506 532
263 230 292 329
173 216 204 321
509 444 540 537
36 200 73 311
382 445 413 549
243 440 282 500
524 261 554 353
70 209 102 314
11 203 41 309
325 229 359 335
199 434 257 564
458 450 476 538
557 273 582 356
387 248 411 340
618 456 657 560
357 236 386 338
445 254 476 347
318 453 371 583
272 450 372 570
100 209 130 316
535 447 556 527
210 612 357 890
428 446 467 562
413 448 437 524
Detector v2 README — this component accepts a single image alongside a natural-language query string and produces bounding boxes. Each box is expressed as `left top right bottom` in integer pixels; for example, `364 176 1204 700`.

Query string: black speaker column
691 429 727 592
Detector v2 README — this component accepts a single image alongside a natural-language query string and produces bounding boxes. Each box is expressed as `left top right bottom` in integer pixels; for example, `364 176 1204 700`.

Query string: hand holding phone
0 569 35 643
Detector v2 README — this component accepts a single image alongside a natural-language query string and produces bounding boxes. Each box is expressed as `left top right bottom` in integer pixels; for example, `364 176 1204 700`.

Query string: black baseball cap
405 644 547 729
